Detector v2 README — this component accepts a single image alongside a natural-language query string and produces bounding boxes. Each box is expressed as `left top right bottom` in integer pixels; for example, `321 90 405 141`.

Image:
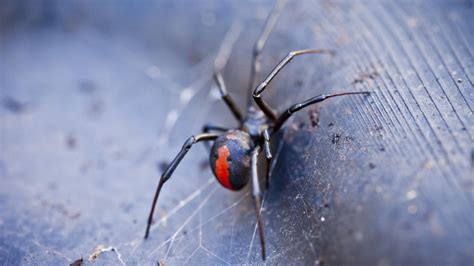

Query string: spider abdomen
210 130 254 191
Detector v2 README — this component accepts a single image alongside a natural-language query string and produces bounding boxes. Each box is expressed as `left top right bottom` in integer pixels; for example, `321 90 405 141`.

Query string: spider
144 1 369 261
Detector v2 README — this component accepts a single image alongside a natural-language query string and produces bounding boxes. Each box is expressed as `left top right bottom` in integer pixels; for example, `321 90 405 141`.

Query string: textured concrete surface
0 0 473 265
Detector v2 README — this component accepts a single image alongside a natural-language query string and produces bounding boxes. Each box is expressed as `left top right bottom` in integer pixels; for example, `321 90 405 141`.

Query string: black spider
144 1 369 261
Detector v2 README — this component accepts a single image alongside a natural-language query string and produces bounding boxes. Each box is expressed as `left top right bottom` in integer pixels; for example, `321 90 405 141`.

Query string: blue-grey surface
0 0 473 265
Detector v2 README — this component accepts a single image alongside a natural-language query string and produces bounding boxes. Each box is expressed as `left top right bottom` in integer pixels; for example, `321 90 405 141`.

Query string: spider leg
251 146 266 261
246 0 287 108
202 123 228 134
213 72 243 122
202 123 228 150
262 129 272 189
272 91 371 133
253 49 334 121
144 133 220 239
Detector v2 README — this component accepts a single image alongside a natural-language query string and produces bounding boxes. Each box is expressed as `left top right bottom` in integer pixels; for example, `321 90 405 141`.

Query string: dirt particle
369 162 376 169
88 245 124 264
294 79 304 88
344 136 354 143
70 257 83 266
471 149 474 168
328 122 334 127
332 133 341 144
351 70 379 85
86 98 104 118
2 96 26 113
40 199 81 219
308 106 320 128
65 134 77 150
78 80 97 94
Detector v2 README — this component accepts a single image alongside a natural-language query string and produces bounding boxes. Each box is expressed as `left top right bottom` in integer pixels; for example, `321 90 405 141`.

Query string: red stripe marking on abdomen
216 145 232 189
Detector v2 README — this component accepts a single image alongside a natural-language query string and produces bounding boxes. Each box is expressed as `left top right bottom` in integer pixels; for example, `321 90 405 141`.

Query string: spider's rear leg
144 133 219 239
251 146 266 261
271 91 371 133
252 49 334 121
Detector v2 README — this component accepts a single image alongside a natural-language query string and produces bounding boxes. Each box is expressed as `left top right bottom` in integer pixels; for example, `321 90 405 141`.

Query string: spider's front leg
144 133 219 239
251 146 266 261
252 49 334 121
271 91 371 132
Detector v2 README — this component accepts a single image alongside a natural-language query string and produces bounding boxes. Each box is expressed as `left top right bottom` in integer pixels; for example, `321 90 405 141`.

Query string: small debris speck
78 80 97 94
308 106 320 128
2 96 26 113
66 134 77 150
408 204 418 214
70 257 83 266
406 190 417 200
369 163 376 169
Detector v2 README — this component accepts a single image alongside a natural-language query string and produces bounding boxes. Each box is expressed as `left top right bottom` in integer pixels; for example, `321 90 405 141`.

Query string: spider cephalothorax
143 0 369 261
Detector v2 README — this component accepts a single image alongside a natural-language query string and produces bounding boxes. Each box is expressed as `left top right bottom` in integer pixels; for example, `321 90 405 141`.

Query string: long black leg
250 146 266 261
144 133 220 239
214 72 243 122
253 49 334 121
247 0 287 108
202 124 228 134
262 129 272 189
272 91 371 133
202 124 227 150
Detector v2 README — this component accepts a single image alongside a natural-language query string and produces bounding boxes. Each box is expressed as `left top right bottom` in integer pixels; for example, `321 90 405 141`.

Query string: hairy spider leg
144 133 220 239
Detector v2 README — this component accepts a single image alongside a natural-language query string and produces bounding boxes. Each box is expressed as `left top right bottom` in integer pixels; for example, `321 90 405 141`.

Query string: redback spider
144 1 370 261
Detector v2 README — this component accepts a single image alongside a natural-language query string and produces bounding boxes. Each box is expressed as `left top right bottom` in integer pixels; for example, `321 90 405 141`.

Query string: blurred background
0 0 473 265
